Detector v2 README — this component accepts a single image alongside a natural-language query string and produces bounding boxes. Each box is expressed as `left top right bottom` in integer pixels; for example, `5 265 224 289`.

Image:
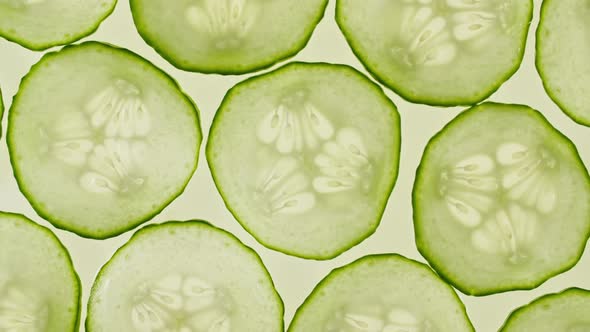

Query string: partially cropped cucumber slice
288 254 474 332
336 0 533 106
499 288 590 331
87 220 284 332
8 41 202 239
413 102 590 295
129 0 328 74
0 211 81 331
207 62 401 259
0 0 116 51
536 0 590 126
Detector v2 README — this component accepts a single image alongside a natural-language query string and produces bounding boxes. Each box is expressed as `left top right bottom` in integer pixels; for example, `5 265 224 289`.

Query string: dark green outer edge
412 101 590 296
0 210 82 332
287 253 475 331
335 0 534 107
6 40 203 240
129 0 329 75
0 0 117 51
86 220 285 332
205 61 402 260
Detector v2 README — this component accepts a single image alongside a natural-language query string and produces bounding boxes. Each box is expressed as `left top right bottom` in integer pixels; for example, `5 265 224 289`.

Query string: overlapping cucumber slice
413 102 590 295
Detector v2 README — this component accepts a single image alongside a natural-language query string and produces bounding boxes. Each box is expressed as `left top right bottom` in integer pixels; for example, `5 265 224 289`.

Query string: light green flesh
500 288 590 331
130 0 327 73
537 0 590 126
207 63 400 259
414 102 590 295
8 42 202 239
87 220 284 332
0 211 80 332
336 0 532 105
0 0 116 50
288 254 474 332
0 88 3 138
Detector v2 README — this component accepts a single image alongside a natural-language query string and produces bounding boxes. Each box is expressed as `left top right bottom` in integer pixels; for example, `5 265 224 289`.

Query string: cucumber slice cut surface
288 254 474 332
129 0 328 74
0 87 3 138
8 41 202 239
336 0 532 106
0 211 81 331
206 62 401 259
413 102 590 295
87 220 284 332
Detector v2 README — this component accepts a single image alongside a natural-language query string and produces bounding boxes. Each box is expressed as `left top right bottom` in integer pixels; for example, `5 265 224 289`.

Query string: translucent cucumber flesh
0 88 3 138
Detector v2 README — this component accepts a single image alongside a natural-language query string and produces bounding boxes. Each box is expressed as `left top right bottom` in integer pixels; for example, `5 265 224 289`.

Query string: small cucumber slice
413 102 590 295
0 211 81 331
0 0 116 51
86 220 284 332
8 41 202 239
206 62 401 259
288 254 474 332
336 0 533 106
129 0 328 74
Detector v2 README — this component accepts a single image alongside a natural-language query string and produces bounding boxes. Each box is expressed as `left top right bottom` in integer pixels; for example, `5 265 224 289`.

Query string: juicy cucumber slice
336 0 533 106
86 220 284 332
288 254 474 332
0 211 81 331
129 0 328 74
413 102 590 295
8 41 202 239
206 62 401 259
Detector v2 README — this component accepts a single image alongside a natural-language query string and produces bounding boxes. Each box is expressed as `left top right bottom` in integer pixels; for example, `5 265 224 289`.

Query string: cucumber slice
336 0 533 106
0 0 116 51
288 254 474 332
413 102 590 295
129 0 328 74
7 41 202 239
536 0 590 126
206 62 401 259
0 211 81 331
499 288 590 331
86 220 284 332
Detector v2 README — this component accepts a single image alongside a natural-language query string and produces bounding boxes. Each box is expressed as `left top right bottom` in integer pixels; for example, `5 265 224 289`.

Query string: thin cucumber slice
86 220 284 332
413 102 590 295
0 0 116 51
8 41 202 239
499 288 590 331
129 0 328 74
0 211 81 331
206 62 401 259
288 254 474 332
536 0 590 126
336 0 533 106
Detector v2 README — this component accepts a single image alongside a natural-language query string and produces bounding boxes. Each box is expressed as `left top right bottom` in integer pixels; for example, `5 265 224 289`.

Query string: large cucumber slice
7 41 202 239
413 102 590 295
288 254 474 332
87 220 284 332
129 0 328 74
536 0 590 126
336 0 533 106
0 211 81 331
0 0 116 51
206 62 401 259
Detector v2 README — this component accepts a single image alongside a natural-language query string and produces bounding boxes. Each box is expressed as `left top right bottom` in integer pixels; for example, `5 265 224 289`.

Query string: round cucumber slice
0 211 81 331
335 0 533 106
499 288 590 331
7 41 202 239
413 102 590 296
536 0 590 126
288 254 474 332
206 62 401 259
129 0 328 74
0 0 116 51
86 220 284 332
